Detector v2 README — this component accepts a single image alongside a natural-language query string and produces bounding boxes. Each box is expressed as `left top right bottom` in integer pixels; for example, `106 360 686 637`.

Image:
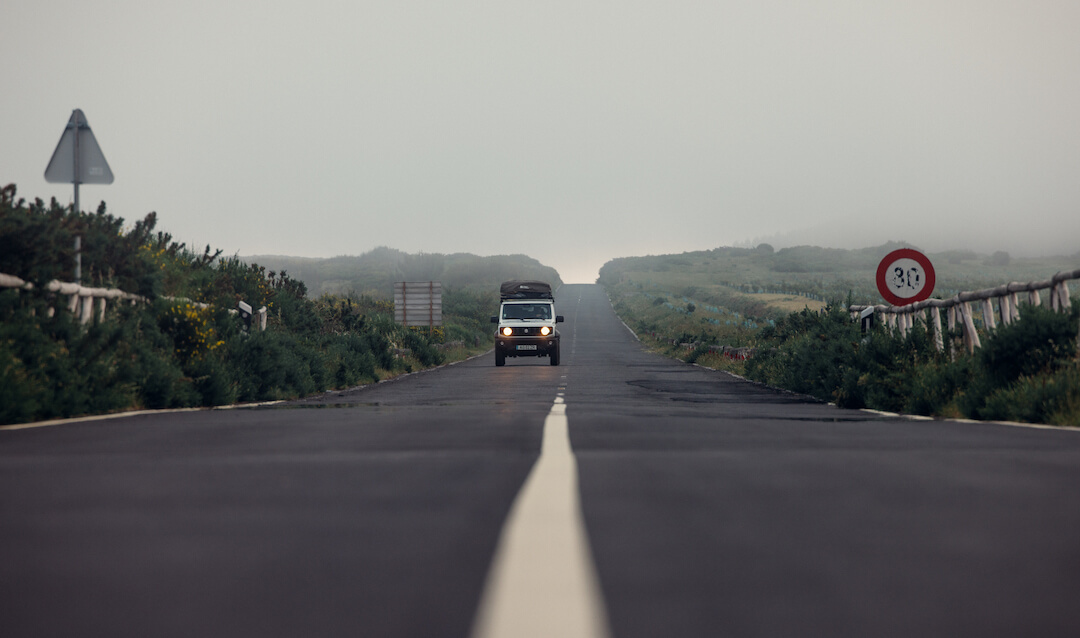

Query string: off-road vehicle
491 280 563 366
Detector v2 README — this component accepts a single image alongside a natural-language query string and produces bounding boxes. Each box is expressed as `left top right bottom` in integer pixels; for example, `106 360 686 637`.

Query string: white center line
469 397 611 638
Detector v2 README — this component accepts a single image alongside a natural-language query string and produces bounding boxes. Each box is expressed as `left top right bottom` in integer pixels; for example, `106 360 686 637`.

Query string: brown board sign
394 281 442 327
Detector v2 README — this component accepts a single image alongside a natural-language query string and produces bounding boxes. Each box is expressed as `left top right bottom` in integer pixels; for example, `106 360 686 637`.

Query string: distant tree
939 249 978 265
986 251 1011 267
755 243 774 254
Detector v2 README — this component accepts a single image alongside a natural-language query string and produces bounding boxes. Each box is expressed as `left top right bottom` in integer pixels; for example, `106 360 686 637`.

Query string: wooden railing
0 273 266 330
0 273 144 324
849 268 1080 353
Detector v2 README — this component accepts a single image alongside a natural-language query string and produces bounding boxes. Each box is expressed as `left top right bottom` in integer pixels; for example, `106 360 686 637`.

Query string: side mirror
556 315 564 323
490 316 499 323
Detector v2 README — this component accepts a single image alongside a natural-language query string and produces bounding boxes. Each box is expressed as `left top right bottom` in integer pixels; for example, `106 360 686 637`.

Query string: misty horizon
4 2 1079 285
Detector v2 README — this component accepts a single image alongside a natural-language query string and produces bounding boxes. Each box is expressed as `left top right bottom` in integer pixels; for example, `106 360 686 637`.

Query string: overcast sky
4 1 1079 283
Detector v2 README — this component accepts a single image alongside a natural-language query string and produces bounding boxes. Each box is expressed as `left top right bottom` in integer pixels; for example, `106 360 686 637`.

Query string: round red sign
876 248 935 306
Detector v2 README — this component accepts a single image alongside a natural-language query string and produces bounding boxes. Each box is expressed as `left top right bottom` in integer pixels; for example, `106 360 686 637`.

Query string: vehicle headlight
540 326 551 336
502 327 513 336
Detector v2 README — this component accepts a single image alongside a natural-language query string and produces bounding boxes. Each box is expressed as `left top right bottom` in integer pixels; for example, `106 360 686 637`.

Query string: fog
3 1 1079 284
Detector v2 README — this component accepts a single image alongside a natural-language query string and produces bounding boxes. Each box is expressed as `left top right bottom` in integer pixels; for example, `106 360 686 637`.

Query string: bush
958 302 1079 420
978 364 1080 425
746 304 864 402
903 356 973 417
978 304 1077 387
744 295 1079 425
1 182 540 424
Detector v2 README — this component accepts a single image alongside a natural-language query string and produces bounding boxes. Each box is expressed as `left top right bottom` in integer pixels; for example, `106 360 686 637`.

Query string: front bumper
496 335 559 357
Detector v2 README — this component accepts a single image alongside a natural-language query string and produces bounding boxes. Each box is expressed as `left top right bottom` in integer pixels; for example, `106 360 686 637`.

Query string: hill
599 241 1080 315
596 240 1080 426
244 248 563 298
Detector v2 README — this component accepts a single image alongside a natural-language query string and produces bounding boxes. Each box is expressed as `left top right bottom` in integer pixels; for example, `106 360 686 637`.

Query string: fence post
981 298 996 330
961 302 981 353
80 294 93 325
932 306 944 352
947 305 958 357
999 294 1012 326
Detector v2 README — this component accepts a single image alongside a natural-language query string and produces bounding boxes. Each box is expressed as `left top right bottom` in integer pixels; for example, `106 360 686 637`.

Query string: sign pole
45 109 113 284
73 118 81 282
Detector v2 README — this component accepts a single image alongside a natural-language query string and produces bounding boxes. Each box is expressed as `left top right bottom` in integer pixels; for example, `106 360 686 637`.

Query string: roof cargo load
500 280 553 299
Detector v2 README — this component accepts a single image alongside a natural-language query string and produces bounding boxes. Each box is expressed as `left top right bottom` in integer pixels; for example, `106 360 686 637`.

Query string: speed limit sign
876 248 935 306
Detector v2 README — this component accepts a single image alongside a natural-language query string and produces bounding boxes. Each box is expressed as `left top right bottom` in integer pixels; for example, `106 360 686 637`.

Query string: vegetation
742 302 1080 426
606 278 766 375
602 244 1080 426
0 184 520 425
243 248 562 298
599 242 1080 311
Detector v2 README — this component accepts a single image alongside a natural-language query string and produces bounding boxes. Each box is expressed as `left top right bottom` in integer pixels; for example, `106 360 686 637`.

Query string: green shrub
746 304 865 403
0 182 551 424
958 302 1079 420
978 364 1080 426
745 296 1079 425
833 321 948 411
186 354 238 407
978 303 1077 387
903 356 974 416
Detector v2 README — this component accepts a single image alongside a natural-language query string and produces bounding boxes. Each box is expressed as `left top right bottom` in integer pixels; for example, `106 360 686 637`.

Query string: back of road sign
44 109 114 184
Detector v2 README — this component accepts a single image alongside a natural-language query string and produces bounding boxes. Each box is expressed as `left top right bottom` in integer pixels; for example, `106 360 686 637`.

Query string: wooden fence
0 272 143 324
0 272 266 330
849 268 1080 354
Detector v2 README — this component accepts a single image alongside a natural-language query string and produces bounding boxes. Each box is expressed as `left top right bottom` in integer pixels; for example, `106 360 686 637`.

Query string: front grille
505 327 550 336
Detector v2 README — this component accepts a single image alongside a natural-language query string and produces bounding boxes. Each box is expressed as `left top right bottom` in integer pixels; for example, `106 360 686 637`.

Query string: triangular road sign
45 109 114 185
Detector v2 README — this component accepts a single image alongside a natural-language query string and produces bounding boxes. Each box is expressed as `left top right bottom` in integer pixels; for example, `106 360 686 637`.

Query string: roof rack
500 280 553 300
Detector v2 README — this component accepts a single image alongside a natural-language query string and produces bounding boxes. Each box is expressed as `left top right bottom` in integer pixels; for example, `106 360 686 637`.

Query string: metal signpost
394 282 442 330
876 248 936 306
45 109 114 281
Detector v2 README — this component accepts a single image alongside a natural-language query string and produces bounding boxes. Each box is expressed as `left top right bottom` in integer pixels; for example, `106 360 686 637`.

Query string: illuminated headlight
540 326 551 336
502 327 513 336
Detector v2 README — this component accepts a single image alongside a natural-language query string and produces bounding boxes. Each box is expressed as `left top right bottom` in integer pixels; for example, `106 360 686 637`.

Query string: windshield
502 304 552 320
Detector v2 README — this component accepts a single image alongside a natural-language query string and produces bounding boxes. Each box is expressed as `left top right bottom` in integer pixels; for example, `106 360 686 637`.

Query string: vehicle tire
549 343 560 366
495 349 505 366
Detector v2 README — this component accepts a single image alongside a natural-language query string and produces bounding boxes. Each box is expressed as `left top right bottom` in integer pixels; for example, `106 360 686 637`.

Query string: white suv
491 281 563 366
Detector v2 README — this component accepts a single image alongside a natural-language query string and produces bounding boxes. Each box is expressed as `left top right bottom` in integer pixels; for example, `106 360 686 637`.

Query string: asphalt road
3 283 1080 637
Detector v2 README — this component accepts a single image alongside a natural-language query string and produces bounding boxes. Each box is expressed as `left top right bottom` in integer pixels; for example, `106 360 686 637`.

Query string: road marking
470 398 611 638
0 407 208 431
0 401 292 431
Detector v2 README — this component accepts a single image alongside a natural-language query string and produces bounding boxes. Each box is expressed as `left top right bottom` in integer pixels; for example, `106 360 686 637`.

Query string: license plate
516 344 538 351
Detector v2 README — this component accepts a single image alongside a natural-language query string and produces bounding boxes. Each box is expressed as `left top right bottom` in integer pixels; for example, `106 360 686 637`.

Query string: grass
600 244 1080 427
600 243 1079 308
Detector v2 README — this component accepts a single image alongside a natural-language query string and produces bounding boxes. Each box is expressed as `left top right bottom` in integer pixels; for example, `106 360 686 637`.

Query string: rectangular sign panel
394 281 442 327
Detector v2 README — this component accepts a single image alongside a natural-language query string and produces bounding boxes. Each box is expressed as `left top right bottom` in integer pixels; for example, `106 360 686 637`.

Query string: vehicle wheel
549 344 560 366
495 350 505 366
